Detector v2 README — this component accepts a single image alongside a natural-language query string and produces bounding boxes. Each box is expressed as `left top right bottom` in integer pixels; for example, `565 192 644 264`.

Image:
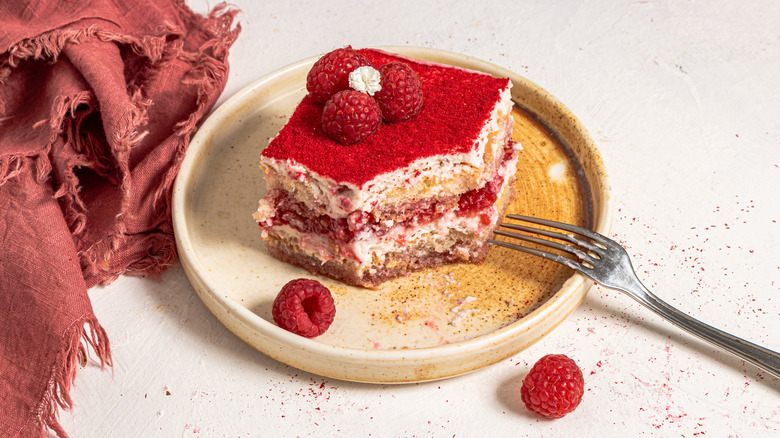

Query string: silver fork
489 214 780 379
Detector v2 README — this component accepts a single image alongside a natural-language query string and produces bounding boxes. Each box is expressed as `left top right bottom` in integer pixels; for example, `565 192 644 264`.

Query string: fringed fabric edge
15 317 112 438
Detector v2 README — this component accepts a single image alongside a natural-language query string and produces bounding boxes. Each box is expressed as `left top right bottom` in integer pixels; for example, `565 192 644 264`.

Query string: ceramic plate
172 47 612 383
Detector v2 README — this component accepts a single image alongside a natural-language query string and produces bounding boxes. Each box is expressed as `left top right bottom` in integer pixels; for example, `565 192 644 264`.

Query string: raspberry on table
520 354 584 418
374 62 424 122
272 279 336 338
306 47 374 104
321 90 382 145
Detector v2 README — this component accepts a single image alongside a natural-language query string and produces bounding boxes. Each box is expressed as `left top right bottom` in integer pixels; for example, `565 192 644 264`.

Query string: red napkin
0 1 239 436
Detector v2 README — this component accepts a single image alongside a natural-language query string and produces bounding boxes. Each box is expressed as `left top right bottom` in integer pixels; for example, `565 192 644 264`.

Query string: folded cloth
0 1 239 436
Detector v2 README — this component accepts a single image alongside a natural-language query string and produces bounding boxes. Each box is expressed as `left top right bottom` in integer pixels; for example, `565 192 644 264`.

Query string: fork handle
625 283 780 379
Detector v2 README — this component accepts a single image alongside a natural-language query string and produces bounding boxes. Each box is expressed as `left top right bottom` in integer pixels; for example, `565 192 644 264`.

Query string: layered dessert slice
254 47 520 288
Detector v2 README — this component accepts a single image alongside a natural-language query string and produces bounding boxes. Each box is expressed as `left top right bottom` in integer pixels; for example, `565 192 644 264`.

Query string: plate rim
172 46 613 380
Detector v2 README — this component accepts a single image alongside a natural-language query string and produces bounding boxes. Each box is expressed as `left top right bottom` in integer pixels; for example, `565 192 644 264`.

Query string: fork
488 214 780 379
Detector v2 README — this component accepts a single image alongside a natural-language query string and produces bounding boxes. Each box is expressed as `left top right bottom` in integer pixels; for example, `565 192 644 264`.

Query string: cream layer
263 142 521 271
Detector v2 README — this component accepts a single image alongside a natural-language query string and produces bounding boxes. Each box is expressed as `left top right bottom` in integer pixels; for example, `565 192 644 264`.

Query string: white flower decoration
348 66 382 96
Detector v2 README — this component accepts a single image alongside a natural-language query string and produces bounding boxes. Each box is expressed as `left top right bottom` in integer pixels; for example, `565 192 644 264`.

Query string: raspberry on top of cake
255 47 520 288
263 49 511 188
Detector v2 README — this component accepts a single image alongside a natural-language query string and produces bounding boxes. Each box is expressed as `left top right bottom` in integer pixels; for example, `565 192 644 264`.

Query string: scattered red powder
262 48 510 186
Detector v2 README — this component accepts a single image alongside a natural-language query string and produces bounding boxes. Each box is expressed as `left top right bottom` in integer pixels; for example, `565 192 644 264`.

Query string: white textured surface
61 1 779 436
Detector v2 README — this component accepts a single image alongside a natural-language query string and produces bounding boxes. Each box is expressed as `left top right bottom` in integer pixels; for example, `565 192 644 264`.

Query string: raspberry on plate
374 62 424 122
306 47 374 104
272 279 336 338
321 89 382 144
520 354 584 418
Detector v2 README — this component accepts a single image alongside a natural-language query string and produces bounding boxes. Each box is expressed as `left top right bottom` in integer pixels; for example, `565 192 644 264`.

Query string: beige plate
172 47 612 383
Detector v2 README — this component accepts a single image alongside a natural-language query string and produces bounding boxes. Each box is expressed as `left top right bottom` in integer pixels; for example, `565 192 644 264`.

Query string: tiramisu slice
254 47 520 288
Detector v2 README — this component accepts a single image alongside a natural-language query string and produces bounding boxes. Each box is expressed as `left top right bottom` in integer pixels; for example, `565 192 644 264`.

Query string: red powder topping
262 48 511 187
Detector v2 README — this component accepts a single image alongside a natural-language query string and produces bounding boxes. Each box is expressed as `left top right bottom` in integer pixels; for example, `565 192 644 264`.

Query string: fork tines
488 214 605 272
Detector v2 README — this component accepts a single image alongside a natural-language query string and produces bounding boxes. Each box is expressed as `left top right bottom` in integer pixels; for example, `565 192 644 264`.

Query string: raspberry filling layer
265 168 506 246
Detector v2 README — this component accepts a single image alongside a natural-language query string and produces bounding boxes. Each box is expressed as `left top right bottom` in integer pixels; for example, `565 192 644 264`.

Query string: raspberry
306 47 374 104
520 354 584 418
457 175 503 213
272 279 336 338
374 62 424 122
321 90 382 144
